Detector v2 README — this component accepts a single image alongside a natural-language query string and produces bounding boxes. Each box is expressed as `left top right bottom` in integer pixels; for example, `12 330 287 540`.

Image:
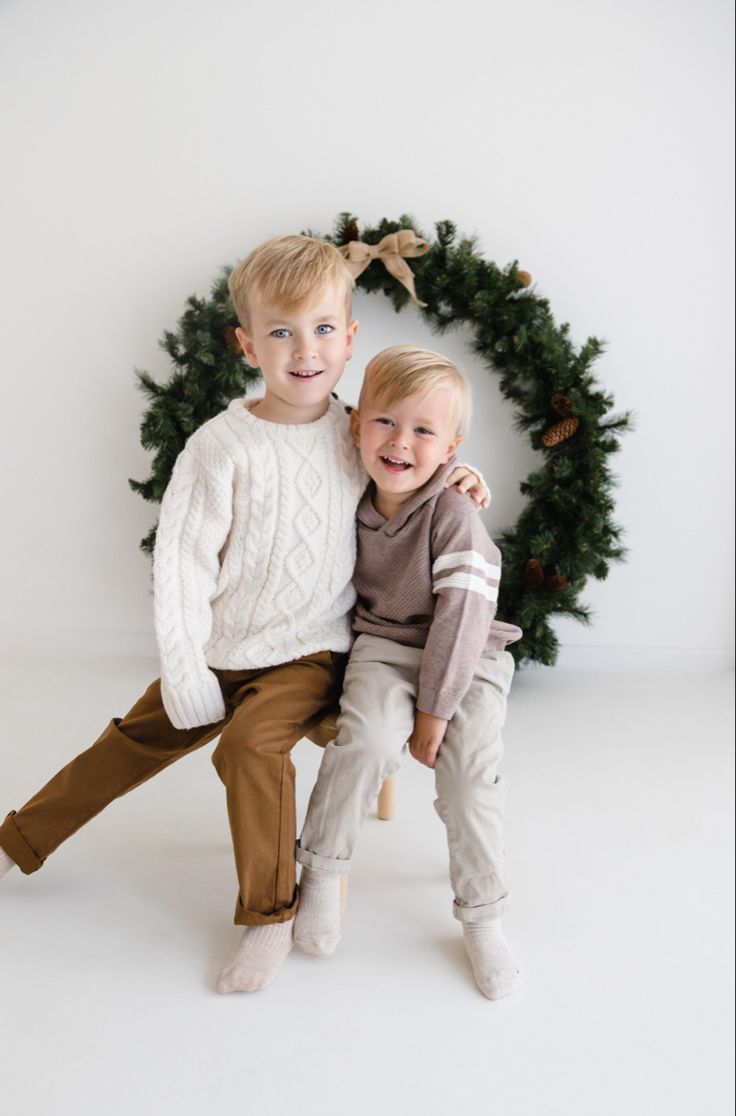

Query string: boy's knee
332 732 403 772
436 746 504 799
211 729 262 774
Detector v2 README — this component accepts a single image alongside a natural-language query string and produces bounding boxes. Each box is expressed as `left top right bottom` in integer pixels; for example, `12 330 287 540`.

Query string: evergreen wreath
130 212 631 666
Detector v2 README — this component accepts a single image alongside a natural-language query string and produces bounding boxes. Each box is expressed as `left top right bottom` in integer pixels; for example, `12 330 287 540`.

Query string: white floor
0 651 733 1116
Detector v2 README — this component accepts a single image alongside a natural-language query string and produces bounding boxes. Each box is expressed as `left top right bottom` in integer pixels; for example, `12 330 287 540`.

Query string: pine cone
340 219 360 245
524 558 545 587
544 575 569 592
542 416 579 447
516 270 532 287
551 394 574 417
224 325 242 355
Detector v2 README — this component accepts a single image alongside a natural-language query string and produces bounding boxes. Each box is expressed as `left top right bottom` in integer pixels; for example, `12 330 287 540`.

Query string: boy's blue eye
271 329 290 338
316 324 334 334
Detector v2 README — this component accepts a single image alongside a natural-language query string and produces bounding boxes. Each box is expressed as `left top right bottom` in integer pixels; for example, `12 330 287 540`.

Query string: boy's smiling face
352 387 464 518
236 283 359 424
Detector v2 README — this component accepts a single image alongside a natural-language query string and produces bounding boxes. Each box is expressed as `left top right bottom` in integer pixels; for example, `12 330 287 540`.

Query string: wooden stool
305 708 397 821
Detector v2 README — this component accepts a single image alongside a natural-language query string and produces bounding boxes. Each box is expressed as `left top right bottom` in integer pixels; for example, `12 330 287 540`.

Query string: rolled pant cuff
295 841 351 875
234 888 299 927
453 896 508 923
0 812 45 875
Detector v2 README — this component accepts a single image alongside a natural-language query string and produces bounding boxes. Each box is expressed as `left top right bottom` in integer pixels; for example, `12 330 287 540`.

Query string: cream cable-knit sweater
153 396 366 730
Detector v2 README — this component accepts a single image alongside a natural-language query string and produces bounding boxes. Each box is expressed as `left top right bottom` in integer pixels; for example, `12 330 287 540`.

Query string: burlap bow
340 229 430 307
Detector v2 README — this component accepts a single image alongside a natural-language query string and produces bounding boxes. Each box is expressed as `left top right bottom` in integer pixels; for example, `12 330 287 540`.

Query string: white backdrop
0 0 733 666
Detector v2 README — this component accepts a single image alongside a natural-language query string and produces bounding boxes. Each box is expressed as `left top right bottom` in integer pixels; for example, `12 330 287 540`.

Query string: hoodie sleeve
152 435 235 730
417 490 501 721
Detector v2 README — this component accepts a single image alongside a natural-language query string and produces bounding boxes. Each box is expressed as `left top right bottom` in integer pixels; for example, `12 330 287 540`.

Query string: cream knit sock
294 866 343 956
0 847 16 881
462 921 525 1000
216 921 294 993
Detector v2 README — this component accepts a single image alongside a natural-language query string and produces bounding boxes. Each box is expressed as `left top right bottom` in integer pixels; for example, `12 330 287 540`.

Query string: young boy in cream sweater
0 236 486 993
295 345 524 999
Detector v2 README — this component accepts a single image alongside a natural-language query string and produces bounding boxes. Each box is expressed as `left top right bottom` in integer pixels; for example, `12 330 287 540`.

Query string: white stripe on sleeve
432 550 501 581
432 573 499 602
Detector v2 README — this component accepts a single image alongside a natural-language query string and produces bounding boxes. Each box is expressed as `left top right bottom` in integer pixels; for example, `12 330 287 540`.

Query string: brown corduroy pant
0 651 346 926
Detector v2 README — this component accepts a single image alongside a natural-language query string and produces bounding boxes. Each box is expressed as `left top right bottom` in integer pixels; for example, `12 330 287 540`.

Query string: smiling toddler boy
295 344 525 999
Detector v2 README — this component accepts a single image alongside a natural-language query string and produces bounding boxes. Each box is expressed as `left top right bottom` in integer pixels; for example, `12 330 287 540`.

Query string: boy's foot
462 921 525 1000
216 921 294 993
294 866 342 956
0 847 16 882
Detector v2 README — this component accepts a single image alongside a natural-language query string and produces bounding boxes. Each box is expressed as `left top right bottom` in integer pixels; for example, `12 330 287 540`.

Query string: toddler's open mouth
289 369 323 379
380 456 412 473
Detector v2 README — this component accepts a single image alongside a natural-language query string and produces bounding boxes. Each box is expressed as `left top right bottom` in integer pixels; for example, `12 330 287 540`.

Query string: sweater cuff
416 688 462 723
161 669 226 730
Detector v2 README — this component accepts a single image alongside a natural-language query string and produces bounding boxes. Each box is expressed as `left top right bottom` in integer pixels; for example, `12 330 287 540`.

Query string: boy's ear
345 319 359 361
443 434 464 462
235 326 258 368
349 408 361 447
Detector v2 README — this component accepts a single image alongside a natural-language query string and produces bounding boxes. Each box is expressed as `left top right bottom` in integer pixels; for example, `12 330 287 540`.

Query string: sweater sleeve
153 438 235 730
417 491 501 721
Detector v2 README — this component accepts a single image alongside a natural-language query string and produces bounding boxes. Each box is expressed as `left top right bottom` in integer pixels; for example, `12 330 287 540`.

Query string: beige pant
297 634 515 922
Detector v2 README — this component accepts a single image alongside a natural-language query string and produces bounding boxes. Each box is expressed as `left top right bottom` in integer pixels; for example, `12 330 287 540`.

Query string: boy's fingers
445 473 474 491
411 741 435 768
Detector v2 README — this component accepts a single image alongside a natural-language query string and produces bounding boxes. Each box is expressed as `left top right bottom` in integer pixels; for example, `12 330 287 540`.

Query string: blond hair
228 234 354 329
359 345 473 435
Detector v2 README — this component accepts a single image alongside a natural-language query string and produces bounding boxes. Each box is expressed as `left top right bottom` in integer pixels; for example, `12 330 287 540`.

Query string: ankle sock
216 920 293 993
294 866 343 956
462 920 525 1000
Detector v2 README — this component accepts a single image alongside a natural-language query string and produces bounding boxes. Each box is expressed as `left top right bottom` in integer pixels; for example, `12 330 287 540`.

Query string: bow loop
340 228 429 307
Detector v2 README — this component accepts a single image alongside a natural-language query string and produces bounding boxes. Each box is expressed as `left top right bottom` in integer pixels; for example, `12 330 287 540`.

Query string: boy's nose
293 334 317 359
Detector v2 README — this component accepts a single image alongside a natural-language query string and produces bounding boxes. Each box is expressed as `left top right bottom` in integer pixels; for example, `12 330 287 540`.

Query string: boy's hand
445 465 491 509
409 710 449 769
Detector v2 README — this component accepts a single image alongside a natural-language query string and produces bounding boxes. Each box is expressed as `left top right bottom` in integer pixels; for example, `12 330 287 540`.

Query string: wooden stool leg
339 873 348 925
377 774 397 821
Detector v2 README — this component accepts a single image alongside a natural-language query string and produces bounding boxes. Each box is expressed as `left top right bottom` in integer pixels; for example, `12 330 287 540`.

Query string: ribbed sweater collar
225 393 345 438
357 456 458 536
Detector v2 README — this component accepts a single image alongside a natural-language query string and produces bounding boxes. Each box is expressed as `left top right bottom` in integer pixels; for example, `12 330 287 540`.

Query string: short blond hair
228 234 355 329
359 344 473 436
